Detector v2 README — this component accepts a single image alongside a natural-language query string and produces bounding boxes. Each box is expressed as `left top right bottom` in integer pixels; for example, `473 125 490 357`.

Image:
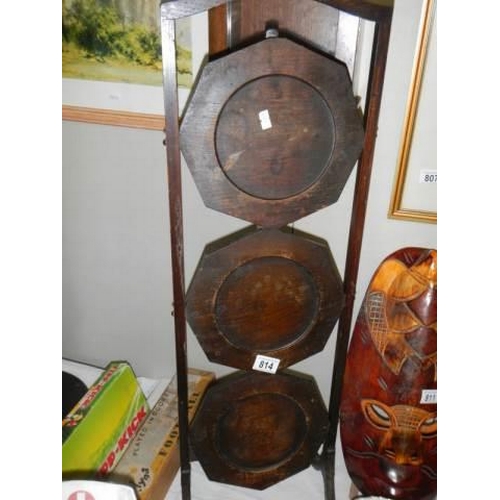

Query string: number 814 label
253 354 280 374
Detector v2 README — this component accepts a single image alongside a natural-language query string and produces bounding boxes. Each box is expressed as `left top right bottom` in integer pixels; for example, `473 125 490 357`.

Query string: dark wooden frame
159 1 394 499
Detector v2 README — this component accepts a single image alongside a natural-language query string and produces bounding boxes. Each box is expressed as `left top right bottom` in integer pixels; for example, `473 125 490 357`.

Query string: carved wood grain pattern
339 247 437 500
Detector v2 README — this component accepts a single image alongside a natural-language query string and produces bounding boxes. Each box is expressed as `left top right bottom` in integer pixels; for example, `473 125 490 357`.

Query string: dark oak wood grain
160 16 191 500
208 3 227 54
224 0 339 55
180 36 364 227
215 75 335 200
190 370 329 489
186 227 344 370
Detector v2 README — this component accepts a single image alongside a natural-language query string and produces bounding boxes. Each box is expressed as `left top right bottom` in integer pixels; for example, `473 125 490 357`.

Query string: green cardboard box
62 361 150 478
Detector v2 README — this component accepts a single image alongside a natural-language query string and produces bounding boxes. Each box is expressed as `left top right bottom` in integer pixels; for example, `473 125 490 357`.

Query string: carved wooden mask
340 247 437 500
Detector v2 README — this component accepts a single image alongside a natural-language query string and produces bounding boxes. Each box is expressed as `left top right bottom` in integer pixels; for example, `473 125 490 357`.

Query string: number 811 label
253 354 280 374
420 389 437 404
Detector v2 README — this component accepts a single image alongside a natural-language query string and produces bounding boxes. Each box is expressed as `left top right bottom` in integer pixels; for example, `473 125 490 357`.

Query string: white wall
62 0 436 401
62 125 176 379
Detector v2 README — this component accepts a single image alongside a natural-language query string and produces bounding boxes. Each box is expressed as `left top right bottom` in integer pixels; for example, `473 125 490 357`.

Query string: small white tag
420 389 437 404
259 109 272 130
253 354 280 374
419 170 437 183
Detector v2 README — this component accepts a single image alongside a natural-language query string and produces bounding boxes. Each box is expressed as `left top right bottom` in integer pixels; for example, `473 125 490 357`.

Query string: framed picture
62 1 208 130
389 0 437 224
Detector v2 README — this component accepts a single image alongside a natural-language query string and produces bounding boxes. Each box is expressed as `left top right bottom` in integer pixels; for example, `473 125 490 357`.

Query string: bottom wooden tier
190 370 329 490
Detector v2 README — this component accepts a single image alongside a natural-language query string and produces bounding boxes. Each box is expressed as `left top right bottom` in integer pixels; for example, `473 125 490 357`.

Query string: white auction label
258 109 272 130
420 389 437 404
419 170 437 183
253 354 280 374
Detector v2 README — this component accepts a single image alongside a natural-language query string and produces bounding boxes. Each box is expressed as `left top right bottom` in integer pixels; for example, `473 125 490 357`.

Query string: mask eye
420 415 437 437
361 399 392 430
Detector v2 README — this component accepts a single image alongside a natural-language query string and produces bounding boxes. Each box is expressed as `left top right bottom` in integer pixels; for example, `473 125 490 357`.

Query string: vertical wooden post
160 9 191 500
320 15 393 500
208 3 227 55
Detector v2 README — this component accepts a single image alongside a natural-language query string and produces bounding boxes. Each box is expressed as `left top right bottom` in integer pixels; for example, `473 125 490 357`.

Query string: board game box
62 361 150 478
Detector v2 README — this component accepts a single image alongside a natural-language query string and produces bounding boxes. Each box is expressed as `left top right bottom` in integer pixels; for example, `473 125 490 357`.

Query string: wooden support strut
160 10 191 500
318 14 393 500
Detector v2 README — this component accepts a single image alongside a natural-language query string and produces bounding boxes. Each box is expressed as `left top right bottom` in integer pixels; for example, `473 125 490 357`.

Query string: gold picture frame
389 0 437 224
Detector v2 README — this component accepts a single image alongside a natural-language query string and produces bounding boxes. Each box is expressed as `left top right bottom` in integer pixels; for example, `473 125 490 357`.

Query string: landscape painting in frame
62 0 192 88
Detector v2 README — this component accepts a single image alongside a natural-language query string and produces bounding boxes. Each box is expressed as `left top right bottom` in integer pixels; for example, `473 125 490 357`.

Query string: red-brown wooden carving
339 247 437 500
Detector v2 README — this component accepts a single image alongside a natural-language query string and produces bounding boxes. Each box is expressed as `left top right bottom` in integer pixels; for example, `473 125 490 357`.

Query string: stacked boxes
109 368 214 500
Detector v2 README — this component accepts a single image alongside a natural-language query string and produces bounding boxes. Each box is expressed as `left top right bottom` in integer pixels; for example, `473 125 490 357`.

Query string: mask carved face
361 399 437 466
340 248 437 500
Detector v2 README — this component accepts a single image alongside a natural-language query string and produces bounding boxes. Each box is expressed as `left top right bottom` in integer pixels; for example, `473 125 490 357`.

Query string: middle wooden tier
186 226 344 370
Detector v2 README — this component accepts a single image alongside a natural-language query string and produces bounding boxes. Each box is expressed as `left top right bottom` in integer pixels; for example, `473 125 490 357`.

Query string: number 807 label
419 170 437 183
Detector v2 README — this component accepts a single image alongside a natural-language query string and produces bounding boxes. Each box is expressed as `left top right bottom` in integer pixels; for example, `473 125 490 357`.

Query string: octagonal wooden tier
180 35 364 228
190 369 329 490
186 226 344 370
